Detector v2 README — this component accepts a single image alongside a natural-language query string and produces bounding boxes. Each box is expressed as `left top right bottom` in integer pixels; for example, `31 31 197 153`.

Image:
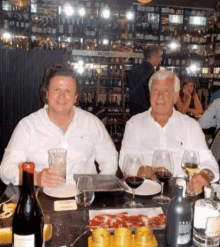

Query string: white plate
43 181 76 198
125 179 161 196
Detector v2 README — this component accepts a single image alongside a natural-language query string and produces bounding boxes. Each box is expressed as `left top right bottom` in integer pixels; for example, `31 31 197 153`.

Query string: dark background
110 0 218 9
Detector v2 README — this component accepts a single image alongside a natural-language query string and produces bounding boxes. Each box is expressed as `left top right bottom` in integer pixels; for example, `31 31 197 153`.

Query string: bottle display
165 179 192 247
12 162 44 247
193 185 220 247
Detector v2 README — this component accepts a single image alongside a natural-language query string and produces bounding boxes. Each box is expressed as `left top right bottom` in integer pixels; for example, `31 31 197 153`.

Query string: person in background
209 89 220 104
175 78 203 117
120 70 219 195
129 45 163 117
199 98 220 133
0 65 118 187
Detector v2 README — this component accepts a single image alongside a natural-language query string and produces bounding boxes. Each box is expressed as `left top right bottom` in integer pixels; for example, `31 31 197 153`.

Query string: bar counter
0 178 207 247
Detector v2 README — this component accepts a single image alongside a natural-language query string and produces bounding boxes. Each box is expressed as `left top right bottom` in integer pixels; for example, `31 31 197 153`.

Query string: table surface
0 178 207 247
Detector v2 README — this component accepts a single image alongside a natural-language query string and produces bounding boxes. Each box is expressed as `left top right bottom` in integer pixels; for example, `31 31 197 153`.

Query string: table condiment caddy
88 226 158 247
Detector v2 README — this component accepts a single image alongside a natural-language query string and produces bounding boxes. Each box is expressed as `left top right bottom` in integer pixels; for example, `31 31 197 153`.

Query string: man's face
46 75 78 115
152 51 163 66
150 77 179 117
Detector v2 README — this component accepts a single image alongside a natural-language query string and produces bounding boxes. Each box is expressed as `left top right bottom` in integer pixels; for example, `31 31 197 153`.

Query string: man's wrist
200 169 214 182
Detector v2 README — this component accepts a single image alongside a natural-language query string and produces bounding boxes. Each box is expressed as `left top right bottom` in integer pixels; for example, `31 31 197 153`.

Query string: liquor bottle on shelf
165 179 192 247
193 185 220 247
68 18 73 36
64 18 68 36
12 162 44 247
9 14 15 32
47 17 52 35
59 17 64 35
51 17 57 35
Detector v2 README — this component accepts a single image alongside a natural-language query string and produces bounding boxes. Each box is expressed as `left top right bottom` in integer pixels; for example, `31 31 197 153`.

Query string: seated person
1 65 118 187
119 70 219 195
175 78 203 116
199 98 220 133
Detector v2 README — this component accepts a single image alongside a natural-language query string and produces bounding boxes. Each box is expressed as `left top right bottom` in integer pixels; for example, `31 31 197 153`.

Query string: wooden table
0 178 202 247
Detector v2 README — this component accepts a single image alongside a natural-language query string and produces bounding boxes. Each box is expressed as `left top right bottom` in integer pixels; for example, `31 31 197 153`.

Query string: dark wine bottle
165 179 192 247
12 162 44 247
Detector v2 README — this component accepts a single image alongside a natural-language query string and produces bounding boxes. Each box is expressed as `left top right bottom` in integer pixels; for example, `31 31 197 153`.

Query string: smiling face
46 75 78 116
150 77 179 118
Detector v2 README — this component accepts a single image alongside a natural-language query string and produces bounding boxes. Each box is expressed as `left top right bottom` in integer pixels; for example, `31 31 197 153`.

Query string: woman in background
176 78 203 116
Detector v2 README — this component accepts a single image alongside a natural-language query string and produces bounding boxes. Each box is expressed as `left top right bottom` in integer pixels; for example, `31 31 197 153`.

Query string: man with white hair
120 70 219 195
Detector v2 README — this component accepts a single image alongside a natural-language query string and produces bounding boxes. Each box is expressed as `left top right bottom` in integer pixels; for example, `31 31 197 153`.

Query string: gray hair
149 70 180 92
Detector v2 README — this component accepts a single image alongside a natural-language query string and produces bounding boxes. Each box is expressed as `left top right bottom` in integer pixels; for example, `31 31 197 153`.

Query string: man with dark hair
129 45 162 117
1 65 118 187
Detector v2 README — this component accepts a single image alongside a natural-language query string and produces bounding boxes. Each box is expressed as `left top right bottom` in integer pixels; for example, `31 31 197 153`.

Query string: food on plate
87 211 166 229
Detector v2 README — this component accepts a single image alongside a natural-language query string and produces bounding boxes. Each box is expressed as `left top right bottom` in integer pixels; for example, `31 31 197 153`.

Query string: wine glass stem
161 182 164 197
189 175 192 182
132 189 136 202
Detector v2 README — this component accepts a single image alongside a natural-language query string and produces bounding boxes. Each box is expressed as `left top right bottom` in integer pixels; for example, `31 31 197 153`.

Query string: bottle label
14 234 34 247
206 217 220 237
194 203 219 229
177 221 191 244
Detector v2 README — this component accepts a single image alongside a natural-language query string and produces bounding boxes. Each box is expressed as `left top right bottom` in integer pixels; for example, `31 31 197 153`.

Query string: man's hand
138 166 153 179
187 171 210 195
35 168 63 188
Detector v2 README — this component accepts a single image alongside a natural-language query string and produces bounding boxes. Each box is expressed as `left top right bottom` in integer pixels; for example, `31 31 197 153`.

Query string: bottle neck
175 186 184 202
22 170 35 194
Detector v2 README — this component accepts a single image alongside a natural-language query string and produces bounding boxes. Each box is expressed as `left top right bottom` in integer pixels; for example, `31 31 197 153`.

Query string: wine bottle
165 179 192 247
12 162 44 247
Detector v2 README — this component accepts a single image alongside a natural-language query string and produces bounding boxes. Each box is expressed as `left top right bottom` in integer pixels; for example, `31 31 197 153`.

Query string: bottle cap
176 179 186 197
22 162 35 173
204 185 214 200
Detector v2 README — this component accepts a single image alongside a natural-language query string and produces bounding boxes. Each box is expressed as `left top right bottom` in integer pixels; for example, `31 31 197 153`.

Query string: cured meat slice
87 212 166 229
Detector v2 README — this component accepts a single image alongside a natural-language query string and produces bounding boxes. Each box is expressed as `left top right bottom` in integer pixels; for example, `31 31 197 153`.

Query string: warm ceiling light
79 7 86 16
102 9 110 19
137 0 152 3
126 11 135 20
9 0 30 6
64 4 74 16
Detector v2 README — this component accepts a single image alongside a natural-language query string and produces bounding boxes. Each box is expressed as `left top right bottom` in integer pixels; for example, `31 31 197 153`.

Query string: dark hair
144 45 162 60
179 78 196 101
40 64 79 104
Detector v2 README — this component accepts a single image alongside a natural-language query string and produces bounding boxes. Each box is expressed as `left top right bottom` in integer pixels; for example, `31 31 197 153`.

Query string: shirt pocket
69 135 96 161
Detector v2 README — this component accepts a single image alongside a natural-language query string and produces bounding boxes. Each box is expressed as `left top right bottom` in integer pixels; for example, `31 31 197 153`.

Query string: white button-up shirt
199 98 220 132
119 108 219 182
1 106 118 185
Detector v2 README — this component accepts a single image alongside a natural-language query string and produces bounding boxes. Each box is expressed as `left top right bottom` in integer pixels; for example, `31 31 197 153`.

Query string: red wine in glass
154 171 172 183
152 149 174 205
125 176 144 189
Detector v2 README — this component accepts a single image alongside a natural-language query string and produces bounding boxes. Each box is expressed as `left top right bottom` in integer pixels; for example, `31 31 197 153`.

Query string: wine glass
123 154 145 208
152 149 173 204
181 149 200 195
75 176 95 208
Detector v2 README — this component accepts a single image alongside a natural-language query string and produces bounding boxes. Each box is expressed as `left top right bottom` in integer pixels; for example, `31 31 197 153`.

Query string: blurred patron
209 89 220 104
129 45 162 117
0 65 118 187
120 71 219 195
176 78 203 117
199 98 220 133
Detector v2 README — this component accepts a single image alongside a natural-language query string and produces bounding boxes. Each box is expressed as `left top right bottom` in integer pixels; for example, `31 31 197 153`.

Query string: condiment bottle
193 185 220 247
12 162 44 247
165 179 192 246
